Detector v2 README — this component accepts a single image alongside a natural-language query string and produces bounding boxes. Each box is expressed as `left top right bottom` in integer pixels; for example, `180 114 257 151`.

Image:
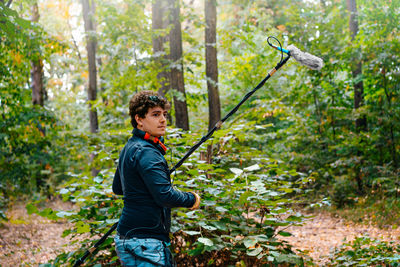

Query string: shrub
329 236 400 266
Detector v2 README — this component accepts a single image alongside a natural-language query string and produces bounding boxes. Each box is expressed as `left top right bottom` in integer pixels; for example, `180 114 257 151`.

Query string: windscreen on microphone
287 44 324 70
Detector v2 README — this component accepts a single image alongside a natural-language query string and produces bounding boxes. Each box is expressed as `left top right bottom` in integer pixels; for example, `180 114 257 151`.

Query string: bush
30 126 310 266
330 177 357 208
329 236 400 266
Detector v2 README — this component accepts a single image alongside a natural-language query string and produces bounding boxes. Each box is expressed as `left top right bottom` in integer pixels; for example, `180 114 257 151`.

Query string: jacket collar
133 128 167 155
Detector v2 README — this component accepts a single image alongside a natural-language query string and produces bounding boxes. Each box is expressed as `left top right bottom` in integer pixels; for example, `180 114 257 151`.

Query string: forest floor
279 211 400 265
0 201 399 266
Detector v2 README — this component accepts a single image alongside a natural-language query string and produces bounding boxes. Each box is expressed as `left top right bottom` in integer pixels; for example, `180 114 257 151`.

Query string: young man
113 90 200 266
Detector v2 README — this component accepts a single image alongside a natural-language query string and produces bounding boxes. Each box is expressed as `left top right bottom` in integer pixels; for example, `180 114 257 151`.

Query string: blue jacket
113 128 195 242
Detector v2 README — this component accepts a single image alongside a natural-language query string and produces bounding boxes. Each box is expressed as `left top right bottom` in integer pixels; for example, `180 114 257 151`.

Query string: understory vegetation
1 0 399 266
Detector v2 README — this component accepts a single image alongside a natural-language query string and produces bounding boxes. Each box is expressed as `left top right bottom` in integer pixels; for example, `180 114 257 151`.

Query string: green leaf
183 230 201 235
76 221 91 234
38 208 58 220
244 164 260 172
56 211 75 218
239 191 255 204
243 238 257 248
198 237 213 246
247 247 263 256
229 167 243 176
94 176 103 183
59 188 69 194
278 231 292 237
286 215 303 222
26 203 38 215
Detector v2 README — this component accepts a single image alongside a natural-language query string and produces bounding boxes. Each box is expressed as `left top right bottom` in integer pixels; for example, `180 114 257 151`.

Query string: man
113 90 200 266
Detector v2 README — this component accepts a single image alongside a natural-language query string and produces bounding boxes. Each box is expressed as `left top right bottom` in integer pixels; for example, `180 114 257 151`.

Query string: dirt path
0 200 79 266
1 203 399 266
280 212 400 265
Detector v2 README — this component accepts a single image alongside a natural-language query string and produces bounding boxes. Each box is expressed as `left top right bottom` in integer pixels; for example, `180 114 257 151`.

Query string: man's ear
135 114 142 126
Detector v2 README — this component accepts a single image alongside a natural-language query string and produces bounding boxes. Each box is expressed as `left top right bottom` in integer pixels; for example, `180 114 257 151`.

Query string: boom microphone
287 44 324 70
267 37 324 70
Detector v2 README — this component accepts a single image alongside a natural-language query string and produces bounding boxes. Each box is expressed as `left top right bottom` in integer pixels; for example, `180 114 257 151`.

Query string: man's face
136 106 167 137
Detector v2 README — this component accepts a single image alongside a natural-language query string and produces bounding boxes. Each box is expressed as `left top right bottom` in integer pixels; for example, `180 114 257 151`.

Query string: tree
167 0 189 130
152 0 171 98
205 0 221 131
82 0 99 177
81 0 99 134
347 0 366 131
347 0 366 193
30 1 44 107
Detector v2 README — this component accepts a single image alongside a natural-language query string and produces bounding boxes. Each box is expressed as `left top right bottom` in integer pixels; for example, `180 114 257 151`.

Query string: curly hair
129 90 170 128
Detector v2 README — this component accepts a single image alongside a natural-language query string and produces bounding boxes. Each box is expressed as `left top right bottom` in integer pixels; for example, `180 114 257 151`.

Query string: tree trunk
347 0 365 194
152 0 171 98
382 67 398 168
167 0 189 130
30 2 44 107
82 0 99 177
347 0 366 132
205 0 221 131
82 0 98 134
30 1 46 190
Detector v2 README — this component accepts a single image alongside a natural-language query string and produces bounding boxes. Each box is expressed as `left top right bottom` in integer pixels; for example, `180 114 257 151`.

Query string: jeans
114 235 171 267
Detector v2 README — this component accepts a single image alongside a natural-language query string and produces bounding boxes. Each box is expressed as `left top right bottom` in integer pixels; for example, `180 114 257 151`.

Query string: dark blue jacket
113 128 195 242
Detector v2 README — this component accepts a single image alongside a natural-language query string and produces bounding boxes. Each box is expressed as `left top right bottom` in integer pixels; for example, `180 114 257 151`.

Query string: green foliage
329 195 400 228
3 0 400 264
264 0 400 205
28 126 307 266
168 125 307 265
329 236 400 266
330 177 357 208
0 1 68 201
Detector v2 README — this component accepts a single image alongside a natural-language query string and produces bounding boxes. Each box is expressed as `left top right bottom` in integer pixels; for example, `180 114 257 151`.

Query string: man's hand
190 192 201 210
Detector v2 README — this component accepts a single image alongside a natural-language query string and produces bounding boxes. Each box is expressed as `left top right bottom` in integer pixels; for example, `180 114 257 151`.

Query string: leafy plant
329 236 400 266
27 124 309 266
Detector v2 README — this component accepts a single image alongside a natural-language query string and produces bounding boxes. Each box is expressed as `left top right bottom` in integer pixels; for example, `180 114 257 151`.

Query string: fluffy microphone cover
287 44 324 70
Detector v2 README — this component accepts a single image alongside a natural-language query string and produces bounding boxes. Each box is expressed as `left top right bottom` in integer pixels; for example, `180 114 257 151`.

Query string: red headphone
143 132 167 152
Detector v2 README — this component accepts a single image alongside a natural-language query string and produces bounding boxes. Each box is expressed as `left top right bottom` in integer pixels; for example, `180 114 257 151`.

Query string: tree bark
167 0 189 130
30 1 46 190
82 0 98 134
347 0 365 194
82 0 99 177
347 0 366 132
152 0 171 98
205 0 221 131
30 2 44 107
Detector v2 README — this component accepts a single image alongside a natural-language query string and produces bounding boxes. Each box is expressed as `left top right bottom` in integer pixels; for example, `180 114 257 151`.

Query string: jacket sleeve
112 167 123 195
136 146 196 208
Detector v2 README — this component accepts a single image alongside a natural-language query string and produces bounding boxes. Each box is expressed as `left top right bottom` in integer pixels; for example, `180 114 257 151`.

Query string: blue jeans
114 235 168 266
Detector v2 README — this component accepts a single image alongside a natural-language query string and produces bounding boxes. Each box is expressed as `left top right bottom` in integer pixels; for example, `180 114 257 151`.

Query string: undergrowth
328 236 400 266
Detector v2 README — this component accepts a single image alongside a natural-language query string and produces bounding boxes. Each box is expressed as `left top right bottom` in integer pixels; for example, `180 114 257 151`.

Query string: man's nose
160 114 167 121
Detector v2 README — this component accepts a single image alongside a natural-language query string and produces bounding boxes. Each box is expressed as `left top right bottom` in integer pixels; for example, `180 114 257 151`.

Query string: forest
0 0 399 266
